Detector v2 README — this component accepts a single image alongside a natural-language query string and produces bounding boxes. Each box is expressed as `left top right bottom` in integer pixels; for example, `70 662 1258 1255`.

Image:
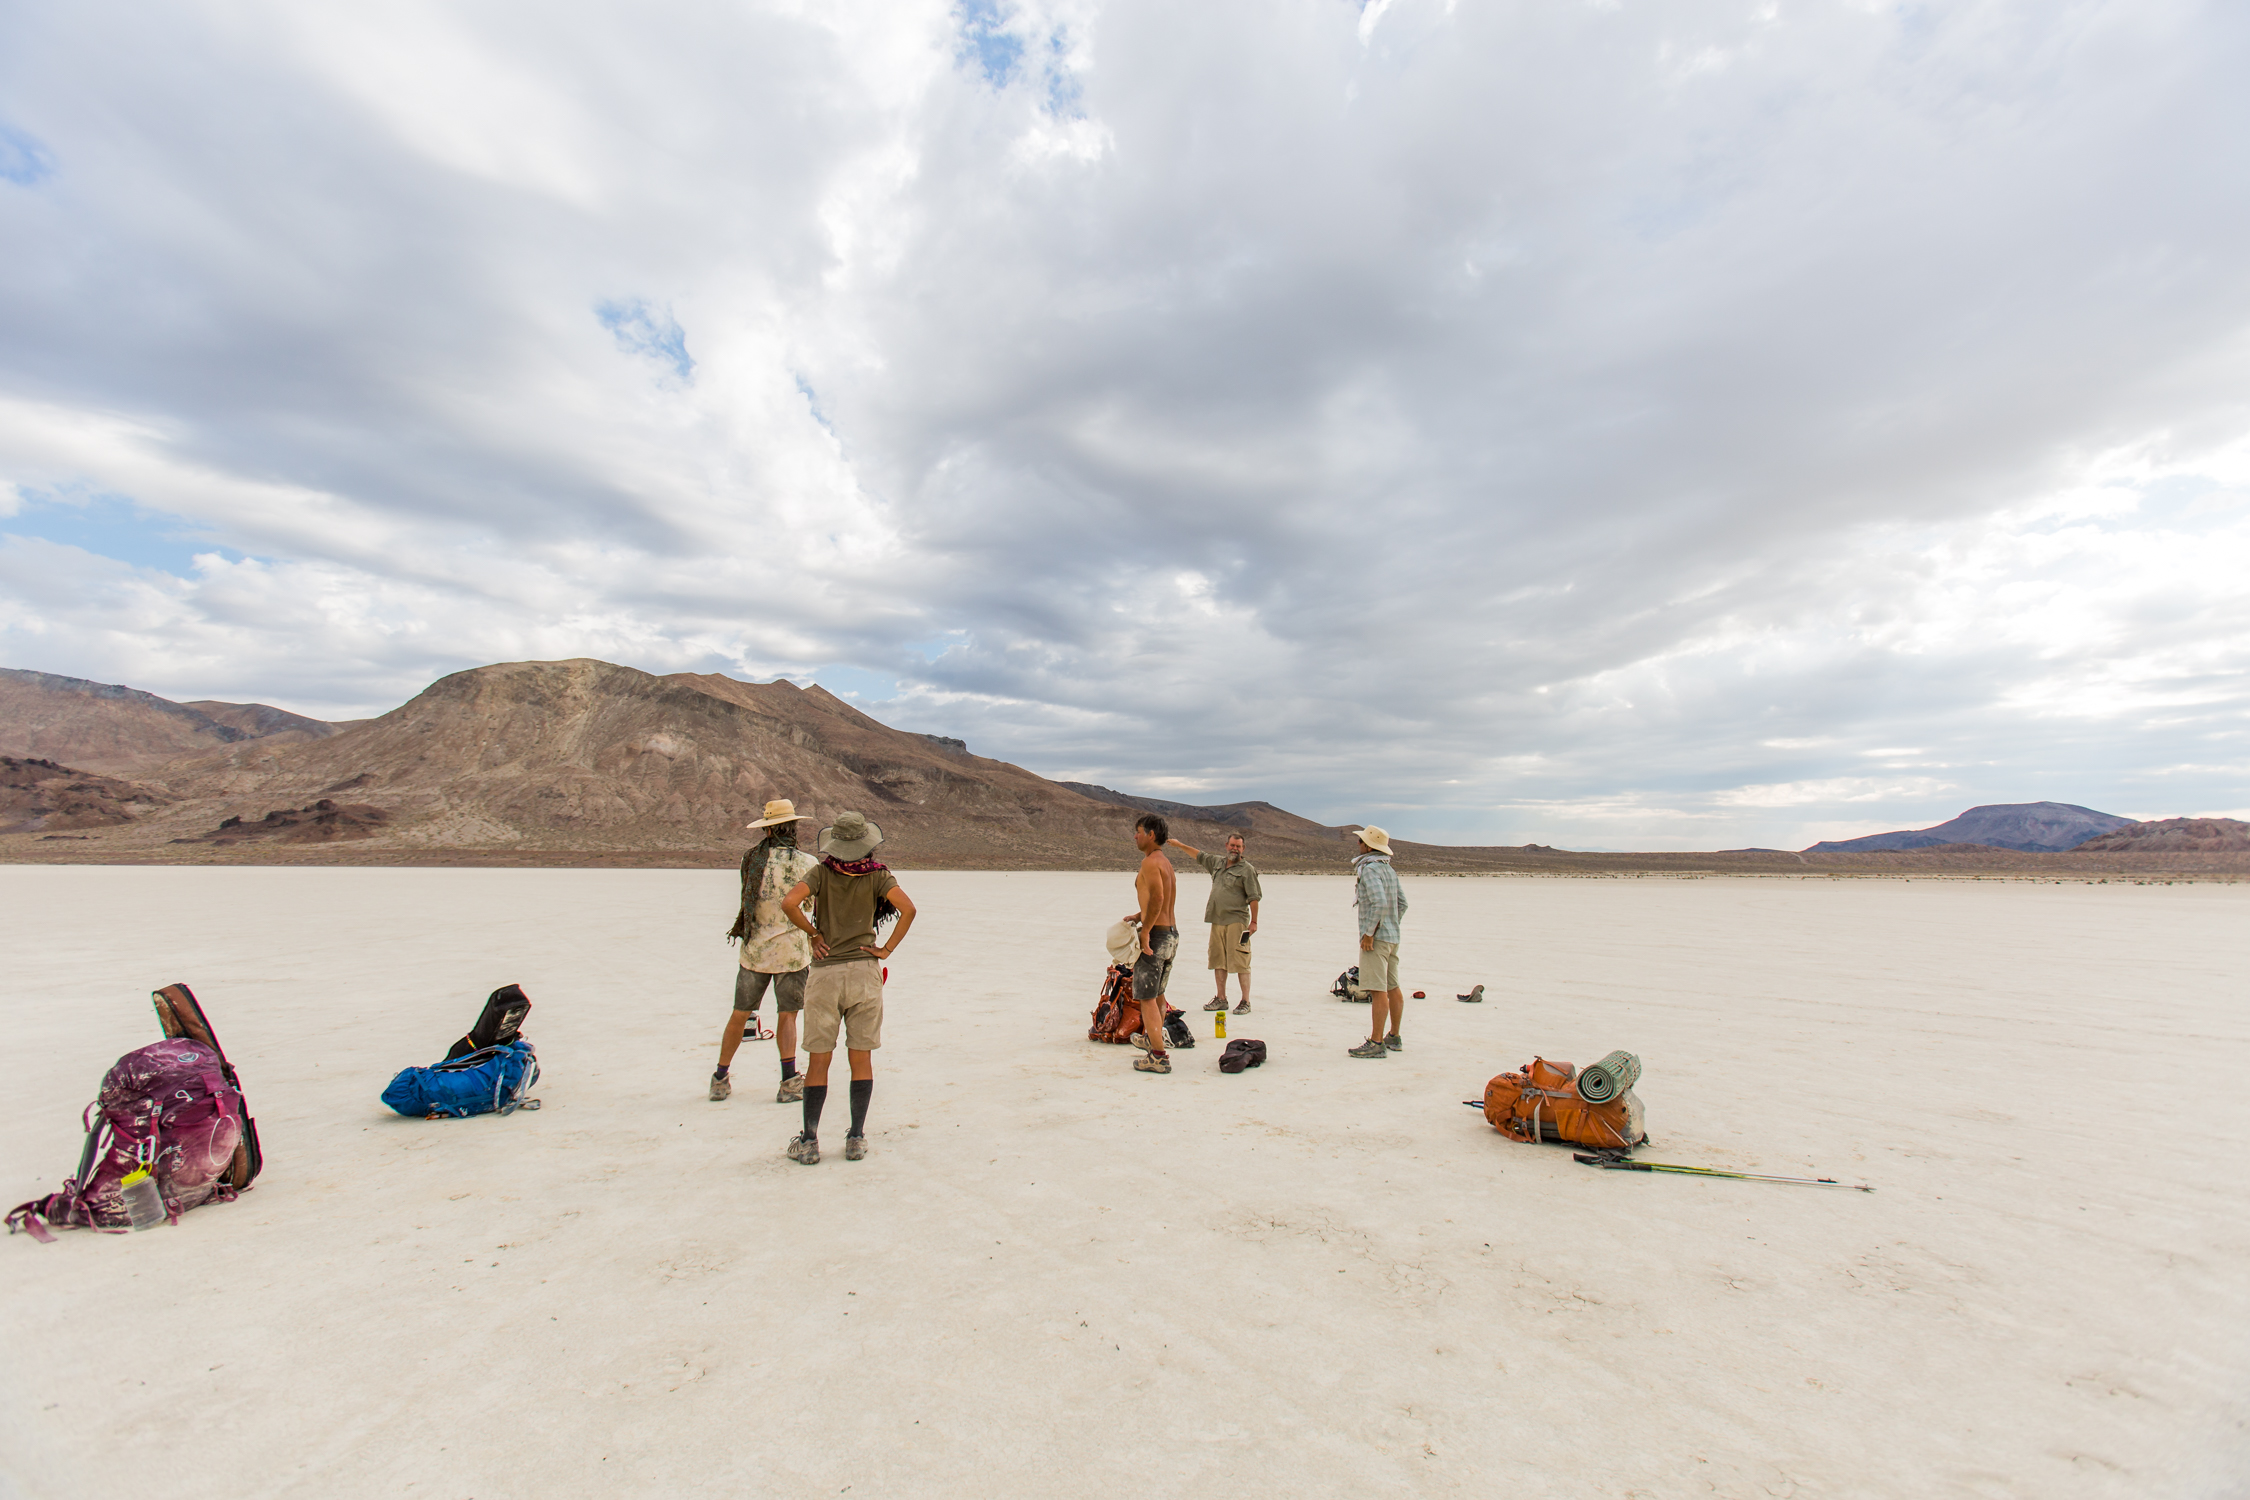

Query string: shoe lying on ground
777 1075 806 1103
844 1134 867 1160
1233 999 1251 1014
709 1071 732 1102
1134 1051 1172 1073
1384 1033 1402 1052
1202 997 1228 1012
1347 1039 1388 1059
1457 985 1485 1003
786 1132 820 1164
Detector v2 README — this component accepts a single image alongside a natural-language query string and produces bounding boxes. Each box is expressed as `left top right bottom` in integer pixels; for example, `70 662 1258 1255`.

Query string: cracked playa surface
1 867 2245 1498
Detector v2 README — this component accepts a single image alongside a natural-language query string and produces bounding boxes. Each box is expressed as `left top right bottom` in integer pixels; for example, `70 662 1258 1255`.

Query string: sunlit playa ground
2 867 2245 1499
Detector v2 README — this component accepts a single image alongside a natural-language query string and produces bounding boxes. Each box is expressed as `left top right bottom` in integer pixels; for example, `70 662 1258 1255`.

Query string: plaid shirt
1354 853 1407 942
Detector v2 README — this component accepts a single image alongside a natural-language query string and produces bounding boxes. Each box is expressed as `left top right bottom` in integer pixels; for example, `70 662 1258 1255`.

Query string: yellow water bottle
1215 1007 1227 1039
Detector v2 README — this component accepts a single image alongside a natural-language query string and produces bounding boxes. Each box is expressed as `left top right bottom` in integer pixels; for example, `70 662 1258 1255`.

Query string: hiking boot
1202 997 1228 1012
786 1132 820 1165
1384 1033 1402 1052
1233 999 1251 1014
1134 1051 1172 1073
1130 1031 1152 1050
777 1075 806 1103
708 1071 732 1102
844 1134 867 1161
1347 1039 1388 1059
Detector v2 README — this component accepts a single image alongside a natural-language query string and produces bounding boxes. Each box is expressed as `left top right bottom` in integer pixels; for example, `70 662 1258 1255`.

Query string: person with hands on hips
778 811 917 1163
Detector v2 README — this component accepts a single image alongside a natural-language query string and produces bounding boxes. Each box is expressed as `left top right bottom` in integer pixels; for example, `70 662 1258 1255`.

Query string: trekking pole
1573 1151 1873 1192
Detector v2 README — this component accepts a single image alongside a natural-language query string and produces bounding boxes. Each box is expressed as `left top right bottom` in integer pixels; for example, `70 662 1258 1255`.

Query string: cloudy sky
2 0 2246 849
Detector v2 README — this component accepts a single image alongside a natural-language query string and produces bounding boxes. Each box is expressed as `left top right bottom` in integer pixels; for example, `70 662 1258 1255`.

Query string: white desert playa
2 867 2246 1498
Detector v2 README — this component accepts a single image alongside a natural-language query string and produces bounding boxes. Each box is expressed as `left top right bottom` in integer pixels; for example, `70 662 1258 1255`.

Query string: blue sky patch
596 299 695 381
3 489 230 575
808 665 901 703
0 122 55 186
957 0 1024 89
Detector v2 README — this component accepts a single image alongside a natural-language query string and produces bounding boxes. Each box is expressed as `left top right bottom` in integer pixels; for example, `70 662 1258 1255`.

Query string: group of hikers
714 800 1408 1162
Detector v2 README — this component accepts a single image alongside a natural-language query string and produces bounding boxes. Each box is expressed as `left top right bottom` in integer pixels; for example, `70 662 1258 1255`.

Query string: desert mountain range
2 660 2244 872
0 667 339 774
1804 802 2134 854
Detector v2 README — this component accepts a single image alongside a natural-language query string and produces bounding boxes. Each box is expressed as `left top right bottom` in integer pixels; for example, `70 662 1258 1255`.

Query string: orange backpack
1483 1057 1646 1149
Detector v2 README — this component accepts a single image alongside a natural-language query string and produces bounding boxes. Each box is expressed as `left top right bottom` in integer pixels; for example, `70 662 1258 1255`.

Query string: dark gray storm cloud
1 0 2245 847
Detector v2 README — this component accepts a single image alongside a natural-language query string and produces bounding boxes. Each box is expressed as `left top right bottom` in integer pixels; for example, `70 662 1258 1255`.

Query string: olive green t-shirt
1193 850 1264 926
803 863 900 967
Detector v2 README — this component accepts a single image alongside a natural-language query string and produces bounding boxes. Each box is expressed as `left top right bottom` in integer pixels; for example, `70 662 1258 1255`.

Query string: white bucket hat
1105 921 1140 966
746 798 807 830
1355 824 1394 856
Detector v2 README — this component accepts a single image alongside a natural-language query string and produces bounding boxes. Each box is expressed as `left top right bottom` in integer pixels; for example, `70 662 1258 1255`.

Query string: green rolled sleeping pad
1574 1050 1642 1104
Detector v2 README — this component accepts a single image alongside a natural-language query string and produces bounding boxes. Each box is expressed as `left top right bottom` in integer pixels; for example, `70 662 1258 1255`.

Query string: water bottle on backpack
120 1167 164 1231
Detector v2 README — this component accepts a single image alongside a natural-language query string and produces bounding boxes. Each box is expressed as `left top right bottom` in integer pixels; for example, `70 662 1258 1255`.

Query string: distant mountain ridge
82 658 1364 867
0 668 339 774
2071 817 2250 853
1805 802 2132 854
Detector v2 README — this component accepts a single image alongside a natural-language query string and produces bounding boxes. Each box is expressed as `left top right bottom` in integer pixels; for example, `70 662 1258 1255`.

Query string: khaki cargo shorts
803 960 884 1052
1358 938 1401 992
1207 922 1252 974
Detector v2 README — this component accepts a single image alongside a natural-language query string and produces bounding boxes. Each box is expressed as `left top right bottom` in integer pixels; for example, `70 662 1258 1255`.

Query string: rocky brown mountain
124 658 1367 867
2071 817 2250 853
0 668 339 774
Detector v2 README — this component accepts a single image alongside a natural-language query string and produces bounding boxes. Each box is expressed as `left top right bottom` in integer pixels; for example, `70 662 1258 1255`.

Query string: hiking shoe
1385 1033 1402 1052
844 1134 868 1161
1130 1031 1152 1050
1134 1051 1172 1073
1233 999 1251 1014
708 1071 732 1102
786 1132 820 1165
777 1075 806 1103
1347 1040 1388 1059
1202 997 1228 1012
1458 984 1486 1003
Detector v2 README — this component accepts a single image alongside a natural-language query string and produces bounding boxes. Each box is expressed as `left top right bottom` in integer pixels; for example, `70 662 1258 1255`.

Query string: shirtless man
1122 812 1179 1075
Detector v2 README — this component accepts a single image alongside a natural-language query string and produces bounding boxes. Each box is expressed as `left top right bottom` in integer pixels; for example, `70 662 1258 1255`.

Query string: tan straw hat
819 810 885 860
745 799 807 830
1356 824 1394 856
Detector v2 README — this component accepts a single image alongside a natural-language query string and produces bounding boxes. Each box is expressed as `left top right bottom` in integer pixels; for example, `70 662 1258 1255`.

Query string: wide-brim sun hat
1105 921 1140 966
1356 824 1394 856
819 810 885 860
746 798 808 830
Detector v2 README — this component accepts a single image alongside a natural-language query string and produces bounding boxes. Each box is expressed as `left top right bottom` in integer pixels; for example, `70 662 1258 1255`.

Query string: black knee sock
801 1084 827 1136
780 1056 798 1081
848 1078 873 1136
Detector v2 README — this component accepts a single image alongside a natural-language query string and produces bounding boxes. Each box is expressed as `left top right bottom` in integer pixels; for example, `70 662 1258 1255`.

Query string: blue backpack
382 1039 541 1119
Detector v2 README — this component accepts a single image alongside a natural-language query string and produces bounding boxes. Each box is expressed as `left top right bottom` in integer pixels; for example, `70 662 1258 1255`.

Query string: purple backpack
8 983 263 1243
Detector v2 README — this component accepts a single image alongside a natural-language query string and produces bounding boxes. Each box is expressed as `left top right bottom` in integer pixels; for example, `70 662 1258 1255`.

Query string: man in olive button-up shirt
1167 831 1263 1014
